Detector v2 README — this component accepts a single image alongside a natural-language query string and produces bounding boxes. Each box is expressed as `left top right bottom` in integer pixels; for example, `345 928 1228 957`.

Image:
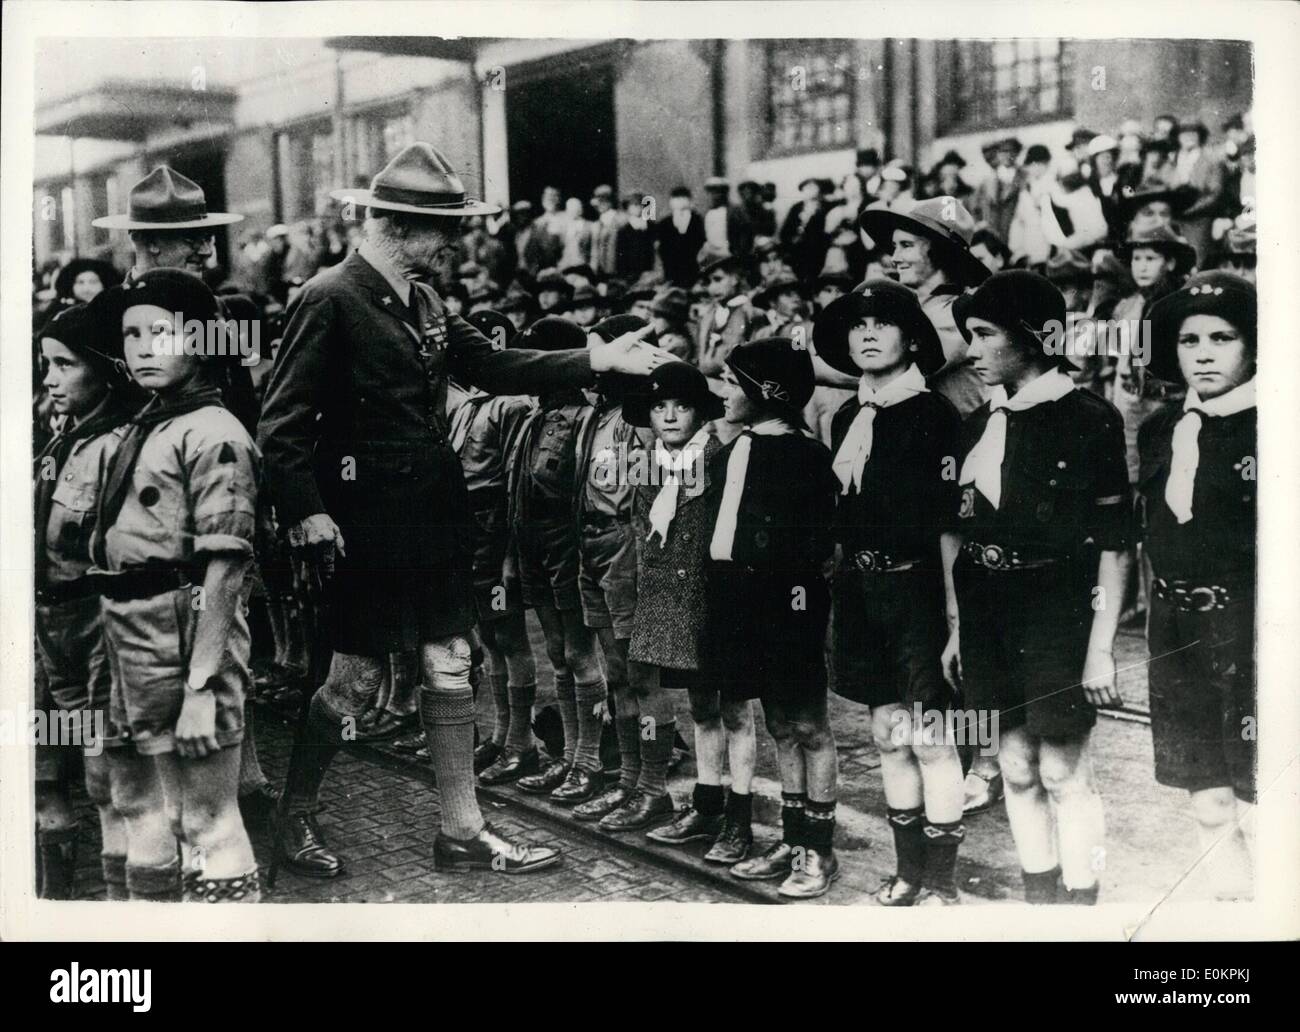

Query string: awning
326 36 482 62
37 82 237 140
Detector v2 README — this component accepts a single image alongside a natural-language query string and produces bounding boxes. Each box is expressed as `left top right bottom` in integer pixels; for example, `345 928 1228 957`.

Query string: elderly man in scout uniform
860 197 992 418
258 143 667 879
943 271 1131 905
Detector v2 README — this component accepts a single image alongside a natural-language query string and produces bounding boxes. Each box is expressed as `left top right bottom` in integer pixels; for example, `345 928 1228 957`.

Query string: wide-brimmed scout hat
814 278 944 378
1146 271 1255 384
953 269 1072 370
330 142 499 218
725 336 815 425
1117 179 1198 226
859 196 991 287
93 167 244 231
623 359 724 428
1120 223 1199 276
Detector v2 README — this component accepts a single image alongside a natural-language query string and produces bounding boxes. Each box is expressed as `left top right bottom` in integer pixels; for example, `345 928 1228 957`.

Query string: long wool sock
781 792 807 846
489 668 510 747
102 853 128 901
637 719 676 797
419 685 486 840
284 693 345 814
725 788 753 831
1023 865 1062 905
615 714 642 789
573 678 607 772
695 782 725 817
505 682 537 753
803 798 837 852
922 819 966 897
126 858 181 901
555 670 578 765
888 806 927 884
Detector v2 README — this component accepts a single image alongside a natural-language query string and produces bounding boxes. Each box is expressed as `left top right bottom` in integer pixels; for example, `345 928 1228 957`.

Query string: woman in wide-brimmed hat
814 278 945 380
1136 270 1257 899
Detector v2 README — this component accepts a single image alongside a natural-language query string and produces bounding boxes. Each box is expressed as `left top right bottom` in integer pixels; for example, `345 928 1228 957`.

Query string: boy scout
93 270 262 902
1139 272 1256 899
944 271 1130 905
815 282 967 905
34 304 165 899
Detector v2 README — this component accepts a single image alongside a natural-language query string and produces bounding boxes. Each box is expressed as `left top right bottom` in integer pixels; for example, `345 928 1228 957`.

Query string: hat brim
1146 285 1256 384
699 254 744 278
623 386 724 428
725 354 814 422
329 189 500 218
952 291 1075 373
813 290 945 378
92 212 244 230
858 209 990 287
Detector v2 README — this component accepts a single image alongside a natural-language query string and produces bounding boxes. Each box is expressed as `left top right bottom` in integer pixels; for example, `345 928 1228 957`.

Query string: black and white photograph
2 0 1297 950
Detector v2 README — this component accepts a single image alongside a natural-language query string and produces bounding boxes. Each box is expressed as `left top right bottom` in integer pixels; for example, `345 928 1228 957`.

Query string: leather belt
962 541 1059 572
97 565 196 602
846 549 925 574
1152 577 1250 612
35 577 101 605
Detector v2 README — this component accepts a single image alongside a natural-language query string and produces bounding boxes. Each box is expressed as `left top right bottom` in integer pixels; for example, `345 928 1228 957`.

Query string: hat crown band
371 182 469 209
129 198 209 223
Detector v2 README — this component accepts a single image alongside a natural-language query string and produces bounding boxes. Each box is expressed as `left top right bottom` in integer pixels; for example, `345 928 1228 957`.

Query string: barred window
276 120 334 220
944 39 1073 132
766 40 855 156
351 108 414 182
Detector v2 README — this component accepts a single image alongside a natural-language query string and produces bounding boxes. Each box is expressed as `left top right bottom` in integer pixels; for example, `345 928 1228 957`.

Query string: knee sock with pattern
573 678 607 772
922 819 965 898
419 684 486 841
803 798 837 852
781 792 807 846
555 670 578 765
888 806 927 884
615 714 642 789
506 682 537 753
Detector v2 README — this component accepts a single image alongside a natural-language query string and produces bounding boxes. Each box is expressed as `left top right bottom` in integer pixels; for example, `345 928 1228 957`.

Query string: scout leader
701 338 842 899
1138 272 1257 900
91 270 262 902
814 281 967 906
33 304 161 900
259 141 667 881
446 309 543 782
501 316 608 806
944 270 1131 905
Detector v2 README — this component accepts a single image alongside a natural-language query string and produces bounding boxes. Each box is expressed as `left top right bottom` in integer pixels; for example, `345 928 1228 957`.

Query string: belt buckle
1188 586 1219 612
854 550 879 573
980 544 1009 571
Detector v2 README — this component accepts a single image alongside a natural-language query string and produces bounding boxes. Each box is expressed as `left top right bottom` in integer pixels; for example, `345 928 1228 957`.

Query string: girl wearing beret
1138 272 1256 899
816 281 968 905
93 269 263 902
945 271 1131 905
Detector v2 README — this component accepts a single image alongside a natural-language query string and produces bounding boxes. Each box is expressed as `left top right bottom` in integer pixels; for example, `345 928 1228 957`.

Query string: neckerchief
1165 378 1256 524
959 368 1075 509
832 364 927 494
709 418 806 561
647 427 711 548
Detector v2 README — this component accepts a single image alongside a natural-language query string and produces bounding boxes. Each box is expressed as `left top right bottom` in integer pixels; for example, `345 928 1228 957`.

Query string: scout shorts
955 557 1095 739
102 587 247 755
470 500 522 622
35 594 120 751
578 521 638 638
831 566 950 710
1147 593 1256 802
518 519 581 611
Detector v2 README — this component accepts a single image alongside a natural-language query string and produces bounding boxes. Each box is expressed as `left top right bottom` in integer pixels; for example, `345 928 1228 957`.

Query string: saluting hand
1081 647 1121 708
589 323 671 377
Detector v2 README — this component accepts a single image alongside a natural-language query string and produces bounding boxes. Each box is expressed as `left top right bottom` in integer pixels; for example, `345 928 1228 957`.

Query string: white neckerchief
959 368 1075 509
647 428 711 548
709 418 800 561
832 364 928 494
1165 378 1256 524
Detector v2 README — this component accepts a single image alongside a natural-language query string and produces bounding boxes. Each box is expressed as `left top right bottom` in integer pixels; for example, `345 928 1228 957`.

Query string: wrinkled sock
555 671 578 766
637 719 676 797
1023 865 1062 905
922 819 965 898
102 853 128 901
419 683 485 840
781 792 807 846
615 715 643 789
506 682 537 753
888 806 927 885
489 669 510 747
694 782 725 817
573 678 606 772
725 788 753 831
126 858 181 901
803 798 836 852
284 692 344 814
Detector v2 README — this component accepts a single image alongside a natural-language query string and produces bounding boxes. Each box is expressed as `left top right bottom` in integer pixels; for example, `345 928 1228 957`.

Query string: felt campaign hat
953 269 1073 370
1120 223 1199 276
859 196 991 287
1146 271 1255 385
330 142 499 218
623 359 724 428
725 336 815 425
699 251 746 278
93 167 244 231
814 277 944 378
1117 179 1198 225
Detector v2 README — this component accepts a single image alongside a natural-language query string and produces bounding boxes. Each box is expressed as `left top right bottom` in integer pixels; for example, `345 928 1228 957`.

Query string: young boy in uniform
508 316 609 804
93 269 262 902
34 304 168 899
815 281 968 905
703 338 841 898
944 270 1130 905
1138 271 1256 899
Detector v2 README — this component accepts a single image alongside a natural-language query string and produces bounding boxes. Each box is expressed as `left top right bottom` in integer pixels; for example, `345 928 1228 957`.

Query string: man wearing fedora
258 142 669 878
860 197 992 418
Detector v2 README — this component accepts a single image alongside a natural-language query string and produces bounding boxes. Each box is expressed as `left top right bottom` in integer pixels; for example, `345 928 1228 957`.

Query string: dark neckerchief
93 380 225 568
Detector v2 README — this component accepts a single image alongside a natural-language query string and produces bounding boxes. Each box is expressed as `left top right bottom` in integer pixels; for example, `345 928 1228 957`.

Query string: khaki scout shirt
42 417 129 584
99 406 259 571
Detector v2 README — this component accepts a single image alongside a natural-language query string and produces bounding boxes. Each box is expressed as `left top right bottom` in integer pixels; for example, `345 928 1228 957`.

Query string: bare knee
790 717 831 751
1038 741 1087 797
997 744 1040 792
720 701 752 735
688 690 721 727
1191 787 1238 830
871 709 909 754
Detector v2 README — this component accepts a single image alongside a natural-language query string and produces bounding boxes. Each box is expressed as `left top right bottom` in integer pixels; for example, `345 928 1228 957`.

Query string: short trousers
469 501 522 622
955 556 1095 740
578 521 638 637
518 519 581 611
1147 592 1256 802
102 586 247 755
35 594 120 750
831 565 950 710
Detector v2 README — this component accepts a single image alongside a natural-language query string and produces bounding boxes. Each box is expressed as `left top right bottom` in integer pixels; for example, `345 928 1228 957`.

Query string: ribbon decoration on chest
1164 378 1256 524
832 364 927 494
647 427 711 548
958 368 1075 510
709 418 808 561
